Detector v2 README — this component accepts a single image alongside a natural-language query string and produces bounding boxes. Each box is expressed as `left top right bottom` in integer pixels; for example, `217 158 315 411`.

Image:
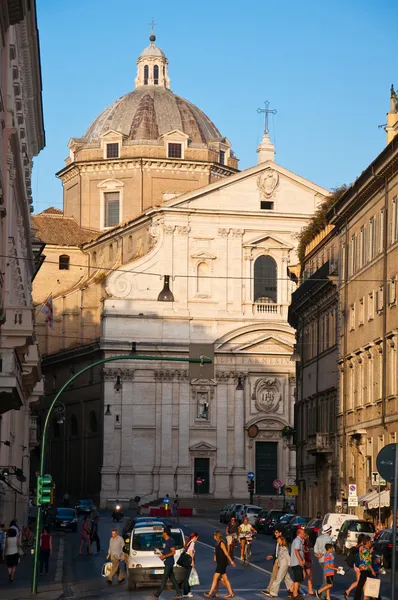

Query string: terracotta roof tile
31 211 99 245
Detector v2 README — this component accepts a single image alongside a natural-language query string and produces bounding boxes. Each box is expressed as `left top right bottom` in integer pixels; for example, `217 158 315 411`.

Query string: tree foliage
296 184 348 265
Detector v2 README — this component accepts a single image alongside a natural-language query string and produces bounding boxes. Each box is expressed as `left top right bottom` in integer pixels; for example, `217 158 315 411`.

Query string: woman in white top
182 531 198 597
5 528 20 582
238 517 256 560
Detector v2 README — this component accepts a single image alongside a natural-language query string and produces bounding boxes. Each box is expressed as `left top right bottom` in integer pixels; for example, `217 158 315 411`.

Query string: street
1 513 396 600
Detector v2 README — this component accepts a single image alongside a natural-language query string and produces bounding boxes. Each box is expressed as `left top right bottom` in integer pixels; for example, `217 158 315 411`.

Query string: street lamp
157 275 174 302
0 440 11 447
114 376 122 392
105 404 112 416
31 352 212 594
290 346 301 362
236 377 244 391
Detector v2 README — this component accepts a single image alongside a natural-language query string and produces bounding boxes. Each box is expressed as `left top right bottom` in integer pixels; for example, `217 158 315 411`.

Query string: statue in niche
197 392 209 420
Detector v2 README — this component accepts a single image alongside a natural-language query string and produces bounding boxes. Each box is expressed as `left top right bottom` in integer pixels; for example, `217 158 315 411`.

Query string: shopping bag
364 576 380 598
188 567 200 586
101 562 112 577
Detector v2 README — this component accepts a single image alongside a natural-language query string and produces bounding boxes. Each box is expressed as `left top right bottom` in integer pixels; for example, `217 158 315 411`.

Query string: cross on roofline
149 18 156 35
257 101 277 135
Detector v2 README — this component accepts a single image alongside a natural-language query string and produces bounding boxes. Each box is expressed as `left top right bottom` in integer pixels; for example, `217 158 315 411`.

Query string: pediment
215 324 294 355
189 441 217 452
244 233 293 250
190 251 217 260
100 129 126 140
160 129 189 140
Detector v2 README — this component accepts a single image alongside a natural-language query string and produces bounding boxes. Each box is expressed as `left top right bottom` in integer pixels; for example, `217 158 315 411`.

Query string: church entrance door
194 457 210 494
255 441 278 495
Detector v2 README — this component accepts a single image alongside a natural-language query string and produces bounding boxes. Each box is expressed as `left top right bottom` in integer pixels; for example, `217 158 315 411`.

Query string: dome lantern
135 31 170 90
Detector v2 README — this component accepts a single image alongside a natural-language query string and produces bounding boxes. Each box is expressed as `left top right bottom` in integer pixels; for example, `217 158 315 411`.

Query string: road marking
196 540 273 575
55 536 65 583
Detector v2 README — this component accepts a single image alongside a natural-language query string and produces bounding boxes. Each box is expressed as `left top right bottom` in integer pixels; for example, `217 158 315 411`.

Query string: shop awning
358 490 379 504
367 490 390 509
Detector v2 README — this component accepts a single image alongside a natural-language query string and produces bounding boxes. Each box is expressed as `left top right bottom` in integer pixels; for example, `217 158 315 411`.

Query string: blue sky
33 0 397 213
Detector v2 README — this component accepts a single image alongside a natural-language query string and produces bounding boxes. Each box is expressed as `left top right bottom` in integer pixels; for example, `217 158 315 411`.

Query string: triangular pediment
100 129 126 139
160 129 189 140
190 251 217 260
189 441 217 452
215 324 294 355
244 233 293 250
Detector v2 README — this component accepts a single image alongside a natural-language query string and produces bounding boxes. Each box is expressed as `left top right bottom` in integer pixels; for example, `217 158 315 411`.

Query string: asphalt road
53 513 397 600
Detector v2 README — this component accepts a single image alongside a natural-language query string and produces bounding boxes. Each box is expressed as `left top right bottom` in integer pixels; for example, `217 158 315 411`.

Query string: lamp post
31 352 211 593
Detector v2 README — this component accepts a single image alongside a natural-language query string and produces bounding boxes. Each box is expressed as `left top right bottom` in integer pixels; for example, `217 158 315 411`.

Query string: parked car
336 519 376 554
373 529 398 568
227 503 244 521
238 505 262 525
281 516 311 542
305 518 322 547
219 504 231 523
53 507 78 531
262 510 287 534
75 499 96 515
321 513 359 542
268 513 294 535
255 509 269 533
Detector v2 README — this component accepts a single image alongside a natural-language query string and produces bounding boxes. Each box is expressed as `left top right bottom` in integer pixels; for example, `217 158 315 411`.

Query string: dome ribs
175 96 206 144
129 94 159 141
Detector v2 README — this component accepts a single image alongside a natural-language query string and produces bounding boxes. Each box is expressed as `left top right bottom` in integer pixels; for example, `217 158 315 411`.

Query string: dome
139 43 165 58
84 87 222 144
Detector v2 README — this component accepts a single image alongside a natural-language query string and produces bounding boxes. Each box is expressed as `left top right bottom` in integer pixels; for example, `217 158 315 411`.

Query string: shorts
226 535 236 546
325 575 334 585
292 565 304 583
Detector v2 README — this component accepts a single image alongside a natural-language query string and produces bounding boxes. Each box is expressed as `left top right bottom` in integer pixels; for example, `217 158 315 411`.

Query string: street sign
377 443 398 483
284 485 298 496
272 479 283 489
196 478 203 486
348 497 358 507
163 496 170 505
348 484 357 497
371 471 387 487
247 471 255 480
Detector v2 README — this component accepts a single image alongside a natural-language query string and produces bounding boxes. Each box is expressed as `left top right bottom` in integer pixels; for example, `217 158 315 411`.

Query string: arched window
70 415 78 437
144 65 149 85
197 261 210 296
254 256 277 303
89 411 98 433
109 244 113 261
92 251 97 266
153 65 159 85
59 254 70 270
128 235 133 252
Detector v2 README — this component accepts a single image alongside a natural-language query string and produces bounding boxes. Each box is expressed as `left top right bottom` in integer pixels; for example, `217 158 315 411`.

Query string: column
214 374 230 496
119 373 134 497
159 374 174 494
232 374 248 496
177 376 191 496
100 378 117 508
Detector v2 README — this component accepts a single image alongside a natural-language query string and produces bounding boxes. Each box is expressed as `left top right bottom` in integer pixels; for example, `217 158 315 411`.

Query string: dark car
264 511 289 534
282 516 311 542
228 503 244 521
219 504 231 523
373 529 398 568
305 518 322 547
255 509 269 533
53 507 78 531
75 499 96 515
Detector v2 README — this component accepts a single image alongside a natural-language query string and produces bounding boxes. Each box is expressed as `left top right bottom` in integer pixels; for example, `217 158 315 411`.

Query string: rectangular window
359 297 364 325
376 286 384 313
106 143 119 158
350 304 355 330
168 143 182 158
359 226 365 268
368 291 374 320
260 201 274 210
104 191 120 227
219 150 225 165
388 278 397 306
391 197 398 244
379 209 384 253
369 217 375 260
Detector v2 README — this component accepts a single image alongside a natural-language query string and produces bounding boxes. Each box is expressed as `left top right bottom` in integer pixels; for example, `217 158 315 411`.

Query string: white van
322 513 360 542
125 523 186 591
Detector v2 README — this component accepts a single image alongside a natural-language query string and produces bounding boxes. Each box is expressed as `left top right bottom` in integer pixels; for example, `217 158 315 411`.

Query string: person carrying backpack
344 534 364 599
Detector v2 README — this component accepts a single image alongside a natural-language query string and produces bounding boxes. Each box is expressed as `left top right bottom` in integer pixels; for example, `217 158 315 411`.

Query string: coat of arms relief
257 169 279 199
251 377 282 413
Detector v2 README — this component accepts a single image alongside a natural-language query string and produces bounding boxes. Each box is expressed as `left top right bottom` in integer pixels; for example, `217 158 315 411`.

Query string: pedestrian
5 528 20 582
39 526 52 575
344 534 364 598
106 529 126 586
172 500 179 523
181 531 198 598
353 536 375 600
303 531 314 595
261 528 285 596
316 512 321 519
79 515 91 555
90 514 101 553
0 524 6 562
290 526 305 600
268 498 274 510
315 543 339 600
267 536 294 598
175 494 180 507
225 517 239 556
63 491 70 507
314 524 333 600
204 530 236 598
152 527 182 598
238 516 256 560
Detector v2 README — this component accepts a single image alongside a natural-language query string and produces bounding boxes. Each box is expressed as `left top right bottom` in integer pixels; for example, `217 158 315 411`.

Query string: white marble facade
99 148 329 503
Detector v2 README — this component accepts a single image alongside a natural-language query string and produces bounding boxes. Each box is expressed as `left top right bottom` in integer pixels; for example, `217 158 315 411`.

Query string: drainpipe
381 174 388 429
341 217 349 500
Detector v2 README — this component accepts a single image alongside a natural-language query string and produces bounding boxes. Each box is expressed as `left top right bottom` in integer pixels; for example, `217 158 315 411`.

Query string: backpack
346 546 358 568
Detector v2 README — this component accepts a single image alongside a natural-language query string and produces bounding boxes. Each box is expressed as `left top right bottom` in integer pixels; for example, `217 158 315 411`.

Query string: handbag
177 551 192 568
188 567 200 586
364 576 380 597
101 562 113 577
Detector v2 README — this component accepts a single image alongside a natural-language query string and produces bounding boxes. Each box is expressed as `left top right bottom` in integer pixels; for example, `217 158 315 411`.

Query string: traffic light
50 483 56 505
36 475 52 506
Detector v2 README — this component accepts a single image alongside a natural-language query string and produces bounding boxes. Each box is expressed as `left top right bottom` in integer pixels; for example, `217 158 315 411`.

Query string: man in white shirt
106 529 126 585
290 527 305 600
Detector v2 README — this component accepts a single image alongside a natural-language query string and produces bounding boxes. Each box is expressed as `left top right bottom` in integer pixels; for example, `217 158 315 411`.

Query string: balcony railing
29 415 38 447
255 302 282 315
306 432 333 454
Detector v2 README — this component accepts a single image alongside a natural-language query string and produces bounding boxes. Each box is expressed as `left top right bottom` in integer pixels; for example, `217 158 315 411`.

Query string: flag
41 295 54 329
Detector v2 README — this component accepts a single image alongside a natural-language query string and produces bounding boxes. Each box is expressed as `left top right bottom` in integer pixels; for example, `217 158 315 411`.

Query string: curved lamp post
32 353 211 593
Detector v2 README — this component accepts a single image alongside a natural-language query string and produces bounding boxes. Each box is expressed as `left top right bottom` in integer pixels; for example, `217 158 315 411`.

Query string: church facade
32 34 329 504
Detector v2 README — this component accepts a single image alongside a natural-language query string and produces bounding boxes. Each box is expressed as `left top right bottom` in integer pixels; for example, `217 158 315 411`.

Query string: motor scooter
112 503 123 522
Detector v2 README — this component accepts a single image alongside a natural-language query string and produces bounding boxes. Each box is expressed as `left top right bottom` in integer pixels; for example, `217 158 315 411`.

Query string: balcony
0 348 24 413
29 415 38 448
307 432 333 455
254 302 283 315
